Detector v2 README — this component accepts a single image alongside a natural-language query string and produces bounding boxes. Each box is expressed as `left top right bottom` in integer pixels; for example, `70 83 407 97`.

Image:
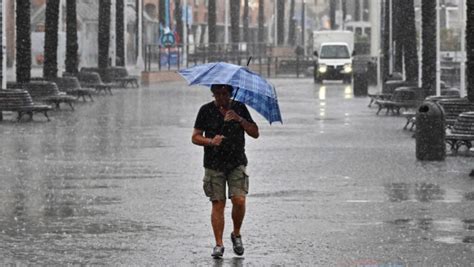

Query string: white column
370 0 381 87
436 0 441 96
2 0 6 89
460 0 466 97
110 0 116 66
136 0 144 69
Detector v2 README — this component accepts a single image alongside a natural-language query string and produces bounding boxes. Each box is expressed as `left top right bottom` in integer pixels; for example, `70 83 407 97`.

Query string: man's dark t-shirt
194 100 255 173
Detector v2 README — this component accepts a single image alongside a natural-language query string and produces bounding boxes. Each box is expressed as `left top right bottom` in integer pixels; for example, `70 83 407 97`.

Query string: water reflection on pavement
0 80 472 265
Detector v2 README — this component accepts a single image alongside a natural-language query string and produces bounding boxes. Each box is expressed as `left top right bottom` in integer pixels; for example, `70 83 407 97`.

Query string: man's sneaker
230 232 244 256
211 245 224 258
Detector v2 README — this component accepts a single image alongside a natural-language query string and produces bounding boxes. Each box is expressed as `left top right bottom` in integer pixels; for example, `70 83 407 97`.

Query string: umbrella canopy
178 62 282 124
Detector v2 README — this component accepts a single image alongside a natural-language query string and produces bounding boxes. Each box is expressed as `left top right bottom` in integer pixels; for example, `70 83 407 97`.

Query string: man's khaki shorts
202 165 249 201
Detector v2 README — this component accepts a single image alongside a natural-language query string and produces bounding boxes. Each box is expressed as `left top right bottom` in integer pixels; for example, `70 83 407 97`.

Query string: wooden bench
445 111 474 152
106 67 140 88
374 87 419 115
438 98 474 127
402 95 462 131
0 89 52 121
78 72 113 95
21 81 77 110
53 76 95 102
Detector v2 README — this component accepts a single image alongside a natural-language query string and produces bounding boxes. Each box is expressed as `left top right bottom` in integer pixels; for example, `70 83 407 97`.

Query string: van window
320 45 350 59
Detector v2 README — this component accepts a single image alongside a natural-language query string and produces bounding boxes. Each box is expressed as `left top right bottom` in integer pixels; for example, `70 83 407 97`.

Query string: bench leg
42 111 50 121
68 102 75 111
89 93 94 102
108 87 113 95
376 105 382 115
403 118 410 130
0 111 2 121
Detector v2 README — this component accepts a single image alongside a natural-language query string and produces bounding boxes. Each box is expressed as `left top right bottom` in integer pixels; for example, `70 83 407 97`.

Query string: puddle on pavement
250 189 318 198
384 183 472 203
383 218 474 244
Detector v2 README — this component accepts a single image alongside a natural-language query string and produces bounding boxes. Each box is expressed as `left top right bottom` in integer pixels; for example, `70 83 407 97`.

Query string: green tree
421 0 436 97
43 0 60 79
288 0 296 46
66 0 79 74
16 0 31 83
116 0 125 66
467 1 474 101
98 0 111 71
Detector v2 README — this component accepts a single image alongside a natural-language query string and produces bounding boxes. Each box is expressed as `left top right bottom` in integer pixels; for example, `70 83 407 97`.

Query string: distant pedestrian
192 84 259 258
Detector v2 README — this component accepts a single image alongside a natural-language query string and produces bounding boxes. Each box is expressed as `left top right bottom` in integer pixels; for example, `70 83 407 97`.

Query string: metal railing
144 42 315 78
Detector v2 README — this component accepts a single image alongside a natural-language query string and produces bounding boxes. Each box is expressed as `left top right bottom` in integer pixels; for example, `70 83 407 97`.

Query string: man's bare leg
231 196 246 236
211 200 226 246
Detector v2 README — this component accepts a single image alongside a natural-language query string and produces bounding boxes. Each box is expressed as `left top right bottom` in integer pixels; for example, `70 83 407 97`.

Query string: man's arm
224 110 259 139
192 129 225 146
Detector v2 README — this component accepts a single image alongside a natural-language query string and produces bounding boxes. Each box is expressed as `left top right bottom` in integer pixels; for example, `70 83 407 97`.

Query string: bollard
416 101 446 161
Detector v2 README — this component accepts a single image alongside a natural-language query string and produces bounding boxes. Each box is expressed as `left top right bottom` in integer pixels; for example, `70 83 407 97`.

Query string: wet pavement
0 79 473 266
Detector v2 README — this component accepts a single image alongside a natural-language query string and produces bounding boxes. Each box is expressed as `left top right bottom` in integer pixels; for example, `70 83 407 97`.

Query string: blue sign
160 33 175 47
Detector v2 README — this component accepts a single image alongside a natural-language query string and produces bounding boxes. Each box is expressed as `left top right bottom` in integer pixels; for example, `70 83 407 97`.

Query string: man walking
192 84 259 258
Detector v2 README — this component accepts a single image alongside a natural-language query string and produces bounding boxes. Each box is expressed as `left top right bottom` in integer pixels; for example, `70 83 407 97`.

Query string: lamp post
436 0 441 96
460 0 466 97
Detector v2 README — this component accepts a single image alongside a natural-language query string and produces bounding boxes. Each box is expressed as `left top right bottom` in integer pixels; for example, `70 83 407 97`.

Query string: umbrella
178 62 282 124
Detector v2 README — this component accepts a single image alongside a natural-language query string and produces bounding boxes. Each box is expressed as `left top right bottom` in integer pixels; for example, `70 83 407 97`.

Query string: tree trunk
402 0 418 83
230 0 240 51
16 0 31 83
329 0 336 29
208 0 216 51
277 0 285 45
393 3 403 73
43 0 60 79
98 0 111 71
355 0 360 21
243 0 249 43
421 0 436 97
467 0 474 101
175 0 183 45
66 0 79 74
382 0 390 81
288 0 296 46
116 0 125 66
159 0 166 28
258 0 264 43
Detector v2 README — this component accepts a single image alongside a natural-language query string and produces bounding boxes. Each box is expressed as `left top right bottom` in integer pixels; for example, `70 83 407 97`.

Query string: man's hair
210 84 233 94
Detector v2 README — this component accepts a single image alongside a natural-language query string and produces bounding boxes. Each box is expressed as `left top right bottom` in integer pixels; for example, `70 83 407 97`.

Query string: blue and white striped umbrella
179 62 282 124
